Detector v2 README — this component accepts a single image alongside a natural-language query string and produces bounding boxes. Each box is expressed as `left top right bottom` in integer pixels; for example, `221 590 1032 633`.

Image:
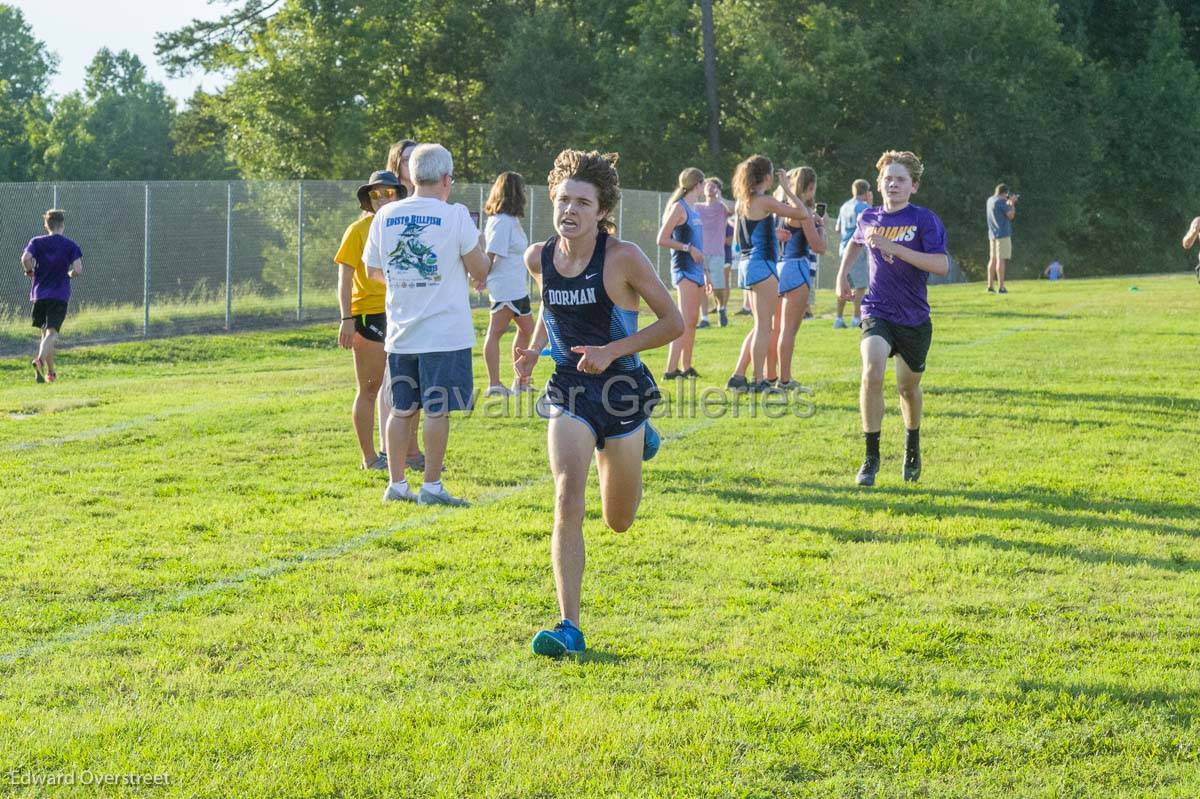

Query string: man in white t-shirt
366 143 490 507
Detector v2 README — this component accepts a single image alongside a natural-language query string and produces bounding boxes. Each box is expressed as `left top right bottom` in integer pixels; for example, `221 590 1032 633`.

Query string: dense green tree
0 4 54 180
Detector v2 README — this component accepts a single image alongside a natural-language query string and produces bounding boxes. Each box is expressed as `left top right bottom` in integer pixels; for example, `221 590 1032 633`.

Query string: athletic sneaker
46 371 56 383
682 367 700 379
406 453 426 472
31 358 44 384
804 310 814 320
484 384 511 397
850 316 861 327
418 485 469 507
540 346 552 356
833 317 847 329
856 456 881 487
986 286 995 293
643 422 661 461
735 307 752 316
998 287 1008 294
775 379 805 392
697 319 711 329
903 452 922 482
362 453 388 470
662 369 683 380
726 374 750 392
383 482 417 502
511 381 534 393
719 308 729 327
531 619 586 657
749 379 775 393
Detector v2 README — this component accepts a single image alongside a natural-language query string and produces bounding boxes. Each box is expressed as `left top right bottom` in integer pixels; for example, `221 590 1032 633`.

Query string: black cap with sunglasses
356 170 405 212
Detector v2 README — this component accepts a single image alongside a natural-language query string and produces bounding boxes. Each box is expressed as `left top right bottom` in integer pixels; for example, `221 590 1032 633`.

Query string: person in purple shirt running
836 151 948 486
20 209 83 383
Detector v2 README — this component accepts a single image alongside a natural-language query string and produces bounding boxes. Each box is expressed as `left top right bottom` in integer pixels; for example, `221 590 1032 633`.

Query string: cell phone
814 202 827 217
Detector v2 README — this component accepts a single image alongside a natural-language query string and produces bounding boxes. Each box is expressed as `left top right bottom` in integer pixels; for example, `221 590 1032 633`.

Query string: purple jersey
25 234 82 302
852 204 946 327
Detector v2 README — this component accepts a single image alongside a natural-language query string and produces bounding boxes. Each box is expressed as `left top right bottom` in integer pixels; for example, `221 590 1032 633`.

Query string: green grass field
1 276 1197 797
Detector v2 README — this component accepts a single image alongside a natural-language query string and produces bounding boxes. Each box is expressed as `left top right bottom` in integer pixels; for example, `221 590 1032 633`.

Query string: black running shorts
31 299 68 331
861 316 933 373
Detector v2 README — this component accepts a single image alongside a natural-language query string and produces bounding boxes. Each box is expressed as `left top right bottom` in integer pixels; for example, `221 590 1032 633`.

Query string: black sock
865 431 880 460
906 427 920 455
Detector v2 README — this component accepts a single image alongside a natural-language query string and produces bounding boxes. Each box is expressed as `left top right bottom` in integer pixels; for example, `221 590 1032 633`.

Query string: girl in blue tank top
771 166 826 390
724 155 812 393
515 149 685 659
656 167 708 381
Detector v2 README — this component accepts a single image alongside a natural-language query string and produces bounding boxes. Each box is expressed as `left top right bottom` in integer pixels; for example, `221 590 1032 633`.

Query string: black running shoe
663 369 683 380
856 456 881 486
749 379 774 393
735 308 752 316
903 452 922 482
682 367 700 379
726 374 749 391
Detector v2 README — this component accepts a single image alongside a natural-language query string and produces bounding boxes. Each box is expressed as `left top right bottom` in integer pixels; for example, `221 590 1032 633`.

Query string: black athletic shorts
31 299 68 331
539 365 660 450
354 312 387 343
861 316 933 372
491 296 532 316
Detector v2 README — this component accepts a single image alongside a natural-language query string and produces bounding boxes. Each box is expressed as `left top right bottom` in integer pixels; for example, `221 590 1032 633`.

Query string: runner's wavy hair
731 155 773 214
484 171 526 218
547 150 621 233
774 166 817 207
876 150 925 183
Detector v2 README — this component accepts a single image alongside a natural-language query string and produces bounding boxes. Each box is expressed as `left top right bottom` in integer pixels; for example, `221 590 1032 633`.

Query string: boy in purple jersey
20 209 83 383
836 151 948 486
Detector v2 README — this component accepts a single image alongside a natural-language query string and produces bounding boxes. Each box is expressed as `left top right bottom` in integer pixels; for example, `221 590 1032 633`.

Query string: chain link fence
1 180 962 353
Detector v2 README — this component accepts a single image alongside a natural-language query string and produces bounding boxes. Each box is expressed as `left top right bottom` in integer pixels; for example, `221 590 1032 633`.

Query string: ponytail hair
732 155 773 214
667 167 705 207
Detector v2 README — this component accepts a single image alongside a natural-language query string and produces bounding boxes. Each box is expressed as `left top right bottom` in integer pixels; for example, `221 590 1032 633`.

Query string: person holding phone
986 183 1018 293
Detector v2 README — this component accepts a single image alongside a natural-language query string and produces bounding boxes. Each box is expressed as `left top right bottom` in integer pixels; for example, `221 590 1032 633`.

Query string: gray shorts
388 348 474 414
703 254 727 290
847 248 869 289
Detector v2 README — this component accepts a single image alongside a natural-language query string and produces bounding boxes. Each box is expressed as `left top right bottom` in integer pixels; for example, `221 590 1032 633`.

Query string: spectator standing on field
695 177 733 327
1183 216 1200 283
21 209 82 384
365 143 491 507
834 179 873 328
481 171 534 395
986 183 1018 293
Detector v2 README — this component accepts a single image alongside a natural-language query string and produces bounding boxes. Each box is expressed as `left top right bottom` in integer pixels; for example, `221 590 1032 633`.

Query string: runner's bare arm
605 243 683 359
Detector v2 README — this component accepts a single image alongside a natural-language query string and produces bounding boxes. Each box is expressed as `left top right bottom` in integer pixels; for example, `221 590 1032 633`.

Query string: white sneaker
850 316 861 327
383 483 417 503
484 384 511 397
511 382 534 393
418 486 470 507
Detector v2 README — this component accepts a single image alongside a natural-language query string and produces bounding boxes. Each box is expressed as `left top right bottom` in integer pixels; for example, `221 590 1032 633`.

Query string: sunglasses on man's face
369 187 398 200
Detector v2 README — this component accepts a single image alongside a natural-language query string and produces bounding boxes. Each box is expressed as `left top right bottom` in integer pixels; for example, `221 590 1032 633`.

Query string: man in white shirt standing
366 143 491 506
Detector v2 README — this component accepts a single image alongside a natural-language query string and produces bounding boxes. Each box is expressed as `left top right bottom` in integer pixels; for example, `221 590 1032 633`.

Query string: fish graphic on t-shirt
387 221 440 279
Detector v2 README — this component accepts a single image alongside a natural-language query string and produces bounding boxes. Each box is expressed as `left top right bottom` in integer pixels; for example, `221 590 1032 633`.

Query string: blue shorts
778 257 814 295
743 257 778 288
736 256 749 289
537 365 660 450
388 348 474 414
671 263 705 287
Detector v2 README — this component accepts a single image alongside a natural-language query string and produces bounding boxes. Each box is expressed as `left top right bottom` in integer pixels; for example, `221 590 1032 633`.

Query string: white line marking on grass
0 418 715 666
4 381 334 453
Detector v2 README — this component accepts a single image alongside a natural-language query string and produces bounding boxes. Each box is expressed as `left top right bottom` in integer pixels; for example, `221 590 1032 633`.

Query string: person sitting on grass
21 209 82 384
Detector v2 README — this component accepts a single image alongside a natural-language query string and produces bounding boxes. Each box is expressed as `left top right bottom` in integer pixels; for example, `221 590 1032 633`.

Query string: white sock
422 480 443 493
390 479 409 492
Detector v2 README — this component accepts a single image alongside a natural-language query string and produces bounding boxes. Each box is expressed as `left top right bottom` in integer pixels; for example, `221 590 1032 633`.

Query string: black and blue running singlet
540 231 641 376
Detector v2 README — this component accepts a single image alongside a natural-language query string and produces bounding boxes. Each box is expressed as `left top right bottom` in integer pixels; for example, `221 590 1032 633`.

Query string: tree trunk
700 0 720 159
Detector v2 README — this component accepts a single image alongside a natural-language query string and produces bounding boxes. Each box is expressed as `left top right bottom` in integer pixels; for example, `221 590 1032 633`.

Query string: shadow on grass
927 384 1200 416
578 649 628 666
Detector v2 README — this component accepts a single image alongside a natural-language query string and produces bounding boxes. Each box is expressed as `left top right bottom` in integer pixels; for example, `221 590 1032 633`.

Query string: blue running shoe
642 422 660 461
532 619 585 657
540 345 552 356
